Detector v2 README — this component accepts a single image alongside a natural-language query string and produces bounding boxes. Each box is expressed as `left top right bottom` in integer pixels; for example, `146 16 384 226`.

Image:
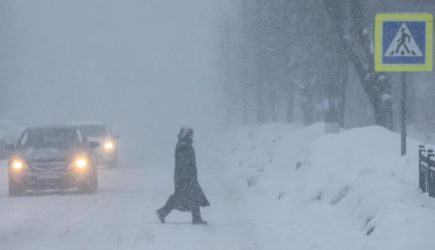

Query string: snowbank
294 126 435 249
216 123 324 194
217 123 435 250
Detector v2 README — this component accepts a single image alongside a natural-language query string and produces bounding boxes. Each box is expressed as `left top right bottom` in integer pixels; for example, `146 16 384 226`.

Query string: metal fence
418 145 435 198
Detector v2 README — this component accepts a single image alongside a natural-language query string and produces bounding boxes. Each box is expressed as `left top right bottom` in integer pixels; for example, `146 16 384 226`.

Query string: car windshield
19 128 80 149
79 125 107 137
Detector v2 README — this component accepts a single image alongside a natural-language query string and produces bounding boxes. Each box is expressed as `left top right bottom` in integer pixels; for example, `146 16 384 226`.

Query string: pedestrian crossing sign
375 13 433 72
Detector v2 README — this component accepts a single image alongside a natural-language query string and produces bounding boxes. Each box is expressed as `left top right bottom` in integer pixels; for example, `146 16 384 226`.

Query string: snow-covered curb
217 123 435 250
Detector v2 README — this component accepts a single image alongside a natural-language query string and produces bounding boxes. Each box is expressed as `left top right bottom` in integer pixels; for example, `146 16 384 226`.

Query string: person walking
157 127 210 225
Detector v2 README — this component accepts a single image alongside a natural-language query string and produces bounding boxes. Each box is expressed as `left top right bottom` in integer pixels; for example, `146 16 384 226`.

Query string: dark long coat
167 138 210 211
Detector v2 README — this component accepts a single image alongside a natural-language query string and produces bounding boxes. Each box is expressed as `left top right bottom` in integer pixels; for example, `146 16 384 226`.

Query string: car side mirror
5 144 16 151
89 141 100 149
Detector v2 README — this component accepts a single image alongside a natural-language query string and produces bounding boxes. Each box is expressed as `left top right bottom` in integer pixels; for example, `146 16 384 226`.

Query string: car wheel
8 176 26 197
78 171 98 194
108 159 118 168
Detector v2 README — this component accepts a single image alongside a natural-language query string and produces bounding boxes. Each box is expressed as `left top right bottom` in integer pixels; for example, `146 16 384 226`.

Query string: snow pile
215 123 324 194
217 123 435 249
293 126 435 249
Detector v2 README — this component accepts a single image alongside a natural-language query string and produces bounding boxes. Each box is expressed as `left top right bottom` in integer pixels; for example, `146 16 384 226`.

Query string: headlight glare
104 141 114 151
12 160 24 170
75 158 87 169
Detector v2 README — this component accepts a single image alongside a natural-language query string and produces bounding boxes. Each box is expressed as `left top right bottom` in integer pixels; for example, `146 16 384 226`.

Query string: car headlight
103 141 115 151
10 159 26 172
74 157 88 169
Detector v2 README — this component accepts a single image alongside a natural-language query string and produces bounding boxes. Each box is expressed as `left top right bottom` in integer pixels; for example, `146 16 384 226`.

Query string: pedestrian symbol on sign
385 23 423 57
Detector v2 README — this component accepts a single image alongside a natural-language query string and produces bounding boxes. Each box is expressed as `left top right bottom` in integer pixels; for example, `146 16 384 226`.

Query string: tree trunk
269 87 280 122
256 79 266 123
302 87 315 126
241 0 250 125
254 0 267 124
242 81 249 124
323 0 393 130
286 81 295 123
338 65 348 127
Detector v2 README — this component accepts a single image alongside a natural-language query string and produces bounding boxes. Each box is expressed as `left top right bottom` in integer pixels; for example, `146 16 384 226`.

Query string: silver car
78 124 119 168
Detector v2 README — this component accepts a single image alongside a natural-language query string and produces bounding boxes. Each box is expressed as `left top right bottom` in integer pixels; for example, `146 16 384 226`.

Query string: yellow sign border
374 13 433 72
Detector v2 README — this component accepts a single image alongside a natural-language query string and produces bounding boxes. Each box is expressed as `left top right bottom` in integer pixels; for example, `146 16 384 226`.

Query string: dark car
7 126 99 196
78 124 119 168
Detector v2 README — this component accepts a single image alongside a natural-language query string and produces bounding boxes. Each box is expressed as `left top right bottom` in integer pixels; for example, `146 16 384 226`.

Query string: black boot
157 196 175 224
191 207 207 225
156 208 167 224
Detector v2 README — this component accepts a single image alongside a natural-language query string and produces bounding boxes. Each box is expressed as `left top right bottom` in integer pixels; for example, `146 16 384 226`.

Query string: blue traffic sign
375 13 433 72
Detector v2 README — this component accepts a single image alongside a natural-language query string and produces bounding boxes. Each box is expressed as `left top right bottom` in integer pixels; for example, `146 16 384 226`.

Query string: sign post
401 72 407 155
375 13 433 156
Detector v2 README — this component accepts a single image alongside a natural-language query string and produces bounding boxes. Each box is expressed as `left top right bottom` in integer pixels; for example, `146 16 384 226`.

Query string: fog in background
2 0 435 167
0 0 231 166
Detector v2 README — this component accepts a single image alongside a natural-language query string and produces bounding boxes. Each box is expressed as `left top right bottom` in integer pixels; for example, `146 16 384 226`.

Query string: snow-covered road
2 124 435 250
0 161 254 250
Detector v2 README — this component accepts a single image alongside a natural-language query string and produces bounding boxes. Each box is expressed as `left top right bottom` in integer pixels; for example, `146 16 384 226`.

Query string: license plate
34 172 61 179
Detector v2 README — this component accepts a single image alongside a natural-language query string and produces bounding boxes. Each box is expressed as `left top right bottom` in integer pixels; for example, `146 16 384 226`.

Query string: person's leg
157 196 174 223
191 207 207 224
191 207 200 221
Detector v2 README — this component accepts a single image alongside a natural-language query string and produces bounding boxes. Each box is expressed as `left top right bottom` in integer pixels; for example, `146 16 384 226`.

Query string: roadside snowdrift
217 123 435 250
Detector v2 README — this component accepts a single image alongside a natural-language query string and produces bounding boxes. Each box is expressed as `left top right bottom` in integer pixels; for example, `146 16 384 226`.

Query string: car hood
19 148 76 162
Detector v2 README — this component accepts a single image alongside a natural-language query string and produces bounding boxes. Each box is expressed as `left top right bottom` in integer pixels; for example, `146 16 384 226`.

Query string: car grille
29 160 67 171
